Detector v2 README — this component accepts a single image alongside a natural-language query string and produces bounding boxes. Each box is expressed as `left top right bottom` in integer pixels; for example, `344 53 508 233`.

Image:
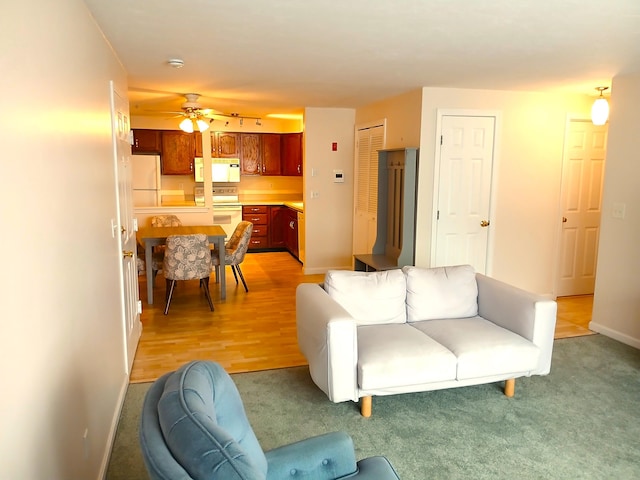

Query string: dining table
137 225 228 304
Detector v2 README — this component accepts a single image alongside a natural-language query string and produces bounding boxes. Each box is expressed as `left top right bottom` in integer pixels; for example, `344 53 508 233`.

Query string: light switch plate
612 202 626 219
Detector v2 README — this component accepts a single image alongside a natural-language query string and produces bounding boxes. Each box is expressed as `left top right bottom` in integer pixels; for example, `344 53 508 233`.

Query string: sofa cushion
411 318 541 380
403 265 478 322
324 269 406 325
357 324 457 390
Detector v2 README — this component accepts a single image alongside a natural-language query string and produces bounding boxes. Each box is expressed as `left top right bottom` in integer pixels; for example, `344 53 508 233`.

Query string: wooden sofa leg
361 396 372 418
504 378 515 397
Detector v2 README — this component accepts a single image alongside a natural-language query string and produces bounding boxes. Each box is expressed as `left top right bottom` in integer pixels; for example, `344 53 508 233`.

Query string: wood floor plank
130 254 595 383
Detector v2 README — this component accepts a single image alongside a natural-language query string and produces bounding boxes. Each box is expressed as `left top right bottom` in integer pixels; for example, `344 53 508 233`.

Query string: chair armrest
265 432 358 480
476 273 557 375
296 284 359 402
353 456 401 479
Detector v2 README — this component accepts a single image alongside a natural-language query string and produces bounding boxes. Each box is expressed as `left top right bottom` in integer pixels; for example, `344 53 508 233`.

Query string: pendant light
591 86 609 126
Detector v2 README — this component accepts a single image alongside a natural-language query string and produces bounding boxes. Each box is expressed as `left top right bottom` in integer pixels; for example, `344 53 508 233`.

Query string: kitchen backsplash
159 173 302 201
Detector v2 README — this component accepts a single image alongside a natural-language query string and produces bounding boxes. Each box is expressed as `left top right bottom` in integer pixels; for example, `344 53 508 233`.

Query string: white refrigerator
132 155 161 207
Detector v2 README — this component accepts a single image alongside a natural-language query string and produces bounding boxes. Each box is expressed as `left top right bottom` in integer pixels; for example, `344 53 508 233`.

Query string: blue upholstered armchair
139 361 400 480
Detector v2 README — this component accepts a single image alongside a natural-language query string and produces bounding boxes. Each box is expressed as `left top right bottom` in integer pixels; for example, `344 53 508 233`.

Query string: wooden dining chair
151 215 182 227
163 234 214 315
211 221 253 292
148 215 183 278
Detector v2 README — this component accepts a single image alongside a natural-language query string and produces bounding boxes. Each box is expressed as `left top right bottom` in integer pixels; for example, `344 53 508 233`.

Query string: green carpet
106 335 640 479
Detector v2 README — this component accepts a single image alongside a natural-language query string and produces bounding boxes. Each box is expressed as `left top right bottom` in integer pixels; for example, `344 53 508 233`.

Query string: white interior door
433 115 496 273
353 123 385 255
111 82 141 374
556 120 607 296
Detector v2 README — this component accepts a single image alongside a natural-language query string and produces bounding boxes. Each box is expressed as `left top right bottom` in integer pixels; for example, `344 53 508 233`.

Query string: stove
212 185 240 206
212 185 242 237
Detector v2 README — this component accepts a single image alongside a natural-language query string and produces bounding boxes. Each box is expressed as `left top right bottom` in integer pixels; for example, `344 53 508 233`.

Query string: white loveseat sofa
296 265 557 417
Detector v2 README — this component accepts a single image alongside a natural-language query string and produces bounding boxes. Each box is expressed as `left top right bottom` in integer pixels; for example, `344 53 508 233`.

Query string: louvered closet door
353 125 384 254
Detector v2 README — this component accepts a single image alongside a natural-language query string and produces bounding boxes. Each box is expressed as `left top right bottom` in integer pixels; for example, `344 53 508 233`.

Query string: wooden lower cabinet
269 206 287 248
284 207 299 258
243 205 300 259
242 205 269 250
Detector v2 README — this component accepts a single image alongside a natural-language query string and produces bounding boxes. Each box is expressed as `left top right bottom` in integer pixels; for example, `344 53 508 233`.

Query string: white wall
0 1 128 478
417 88 593 294
590 72 640 347
355 89 423 148
303 108 356 273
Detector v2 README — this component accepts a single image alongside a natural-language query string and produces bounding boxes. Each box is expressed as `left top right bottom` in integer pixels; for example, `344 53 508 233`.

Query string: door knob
480 220 490 227
123 251 134 258
562 217 567 223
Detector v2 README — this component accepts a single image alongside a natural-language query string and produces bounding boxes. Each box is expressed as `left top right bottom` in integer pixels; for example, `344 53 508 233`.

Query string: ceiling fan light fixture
591 86 610 126
196 119 210 132
179 117 194 133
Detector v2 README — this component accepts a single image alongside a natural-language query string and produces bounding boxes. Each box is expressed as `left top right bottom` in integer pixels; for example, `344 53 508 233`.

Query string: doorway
556 118 608 296
555 118 608 337
110 82 142 374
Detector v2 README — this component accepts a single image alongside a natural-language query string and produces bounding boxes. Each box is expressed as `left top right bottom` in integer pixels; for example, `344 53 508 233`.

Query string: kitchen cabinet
262 133 282 175
239 134 262 175
241 133 282 176
281 132 303 176
269 206 287 248
213 132 240 157
161 131 196 175
132 129 162 154
284 207 299 258
242 205 269 250
243 204 300 258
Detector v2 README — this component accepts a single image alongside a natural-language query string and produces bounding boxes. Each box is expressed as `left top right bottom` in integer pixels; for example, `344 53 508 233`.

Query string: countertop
136 199 304 212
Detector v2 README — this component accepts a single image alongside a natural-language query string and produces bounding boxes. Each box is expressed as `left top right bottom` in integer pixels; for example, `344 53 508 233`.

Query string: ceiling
84 0 640 119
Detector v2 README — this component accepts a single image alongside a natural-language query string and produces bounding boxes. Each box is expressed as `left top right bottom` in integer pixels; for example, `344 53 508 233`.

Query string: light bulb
179 117 194 133
196 119 210 132
591 98 609 126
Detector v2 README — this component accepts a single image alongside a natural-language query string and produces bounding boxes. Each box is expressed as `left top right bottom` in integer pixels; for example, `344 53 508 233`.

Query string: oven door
212 204 243 237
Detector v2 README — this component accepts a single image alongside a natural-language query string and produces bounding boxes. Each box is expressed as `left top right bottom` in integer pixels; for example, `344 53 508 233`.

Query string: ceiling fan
170 93 217 133
164 93 263 133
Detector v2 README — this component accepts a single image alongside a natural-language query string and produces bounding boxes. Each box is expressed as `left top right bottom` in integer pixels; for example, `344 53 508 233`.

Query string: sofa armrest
476 273 557 375
296 283 359 402
265 431 358 480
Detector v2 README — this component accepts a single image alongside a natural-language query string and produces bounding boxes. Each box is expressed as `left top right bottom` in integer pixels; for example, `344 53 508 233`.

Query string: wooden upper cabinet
213 132 240 157
161 131 196 175
262 133 282 175
132 129 161 154
239 134 262 175
281 132 303 176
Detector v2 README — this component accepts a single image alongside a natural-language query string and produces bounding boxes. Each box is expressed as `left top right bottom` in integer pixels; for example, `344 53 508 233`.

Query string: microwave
194 157 241 183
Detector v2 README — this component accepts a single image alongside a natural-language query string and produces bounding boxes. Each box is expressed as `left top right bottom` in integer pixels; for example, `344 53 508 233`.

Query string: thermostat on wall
333 169 344 183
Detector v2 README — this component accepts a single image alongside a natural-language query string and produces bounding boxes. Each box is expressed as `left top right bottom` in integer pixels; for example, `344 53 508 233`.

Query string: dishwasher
297 210 305 264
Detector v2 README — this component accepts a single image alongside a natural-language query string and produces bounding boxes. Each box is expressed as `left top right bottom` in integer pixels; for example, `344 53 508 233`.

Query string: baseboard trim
99 375 130 479
589 322 640 349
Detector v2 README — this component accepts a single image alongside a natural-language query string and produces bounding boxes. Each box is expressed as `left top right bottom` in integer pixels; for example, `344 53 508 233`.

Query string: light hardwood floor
555 294 595 339
130 253 595 383
130 251 324 383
